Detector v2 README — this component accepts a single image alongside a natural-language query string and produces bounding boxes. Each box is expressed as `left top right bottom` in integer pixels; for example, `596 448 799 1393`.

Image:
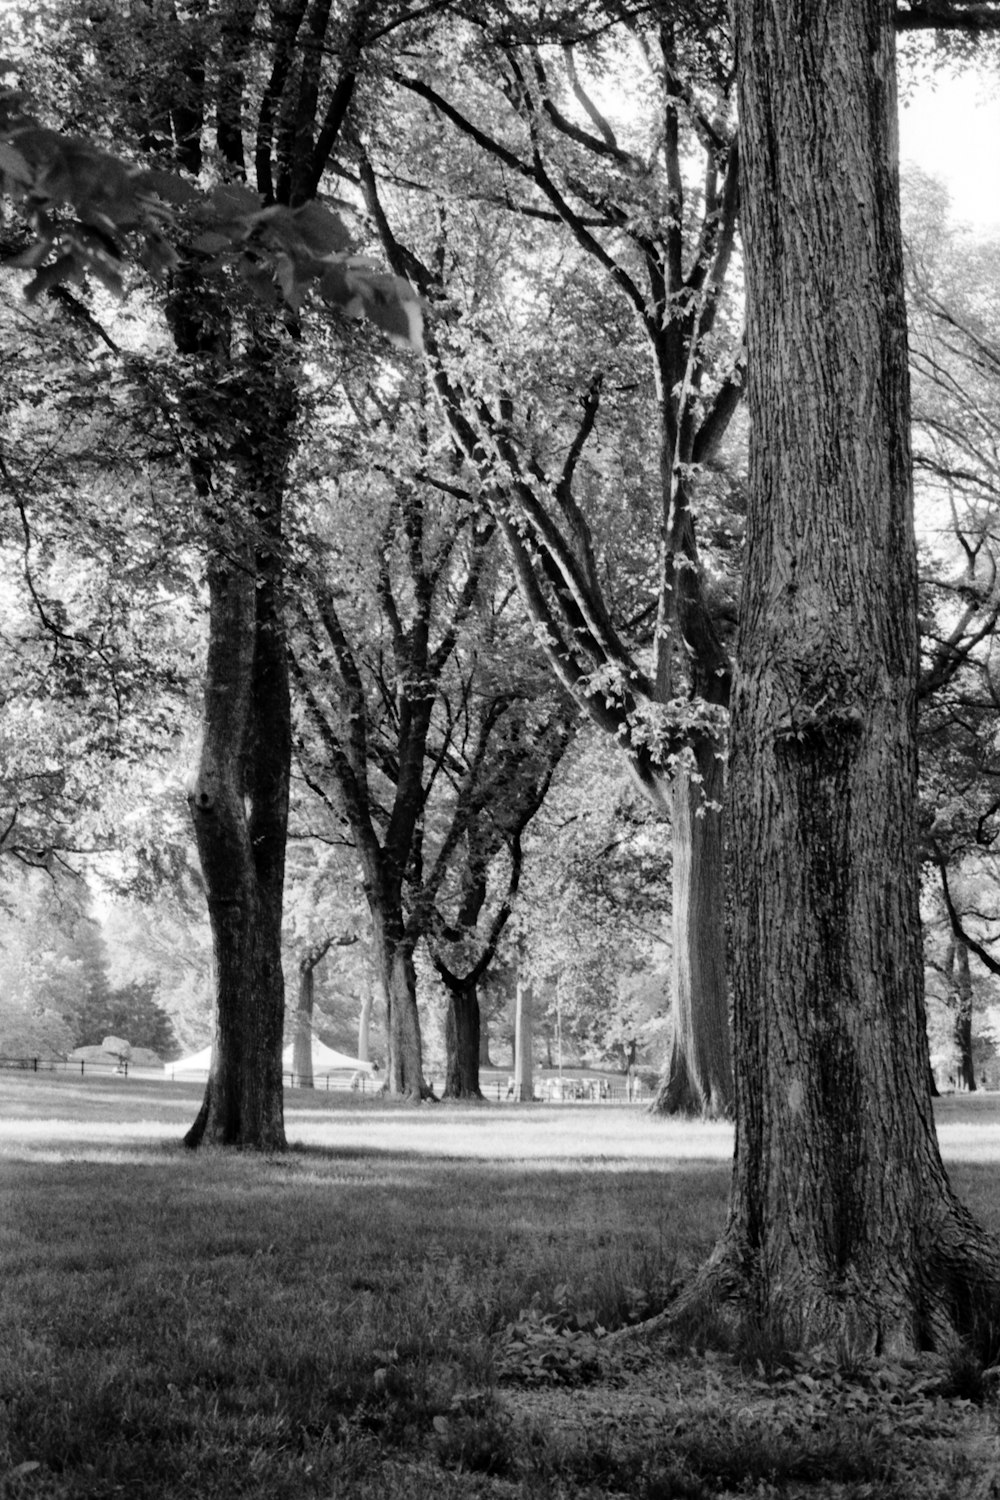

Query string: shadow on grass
0 1128 729 1497
3 1081 1000 1498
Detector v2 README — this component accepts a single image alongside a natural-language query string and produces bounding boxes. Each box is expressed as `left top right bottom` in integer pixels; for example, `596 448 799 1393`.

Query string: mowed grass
2 1076 1000 1499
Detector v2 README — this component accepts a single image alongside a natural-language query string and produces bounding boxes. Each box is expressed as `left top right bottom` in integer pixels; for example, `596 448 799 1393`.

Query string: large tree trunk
166 275 295 1151
652 743 731 1117
680 0 1000 1349
442 979 483 1099
184 545 290 1151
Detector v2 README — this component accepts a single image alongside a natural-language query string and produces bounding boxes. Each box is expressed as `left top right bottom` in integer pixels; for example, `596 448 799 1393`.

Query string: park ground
2 1079 1000 1498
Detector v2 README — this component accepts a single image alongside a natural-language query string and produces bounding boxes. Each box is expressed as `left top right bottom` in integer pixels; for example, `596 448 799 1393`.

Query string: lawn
1 1076 999 1499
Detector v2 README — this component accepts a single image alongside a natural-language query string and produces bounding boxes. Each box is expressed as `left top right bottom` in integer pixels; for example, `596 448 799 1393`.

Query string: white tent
168 1044 213 1079
168 1039 373 1082
282 1039 374 1079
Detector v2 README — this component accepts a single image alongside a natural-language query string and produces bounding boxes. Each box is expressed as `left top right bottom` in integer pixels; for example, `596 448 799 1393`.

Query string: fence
278 1070 381 1094
0 1056 132 1080
0 1057 386 1092
478 1076 645 1104
0 1056 646 1102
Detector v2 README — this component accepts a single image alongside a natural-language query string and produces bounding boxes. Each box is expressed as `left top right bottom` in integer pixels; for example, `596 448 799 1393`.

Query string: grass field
2 1076 1000 1499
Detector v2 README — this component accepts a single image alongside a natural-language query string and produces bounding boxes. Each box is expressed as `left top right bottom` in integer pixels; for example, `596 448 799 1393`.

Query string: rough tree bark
183 545 290 1151
177 311 295 1151
441 978 483 1100
674 0 1000 1348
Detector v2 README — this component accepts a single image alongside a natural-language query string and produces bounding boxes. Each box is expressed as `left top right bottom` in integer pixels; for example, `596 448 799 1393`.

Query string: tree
290 363 571 1097
8 6 734 1126
677 0 1000 1346
0 880 177 1056
291 462 491 1099
1 11 424 1147
99 883 215 1055
901 188 1000 1084
0 876 94 1055
281 833 371 1083
343 0 1000 1117
427 691 572 1099
925 909 979 1089
0 266 203 880
516 728 671 1072
375 8 742 1114
75 975 179 1057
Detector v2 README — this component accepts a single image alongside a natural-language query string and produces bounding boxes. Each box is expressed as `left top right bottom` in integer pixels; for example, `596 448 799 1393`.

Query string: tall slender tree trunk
651 460 734 1119
953 937 976 1091
290 949 325 1089
653 743 731 1116
543 1024 554 1070
514 970 534 1102
358 979 374 1064
291 938 335 1087
293 962 315 1088
442 979 483 1099
677 0 1000 1348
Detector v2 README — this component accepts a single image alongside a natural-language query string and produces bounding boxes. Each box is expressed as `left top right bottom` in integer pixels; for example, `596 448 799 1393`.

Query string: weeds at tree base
497 1283 607 1387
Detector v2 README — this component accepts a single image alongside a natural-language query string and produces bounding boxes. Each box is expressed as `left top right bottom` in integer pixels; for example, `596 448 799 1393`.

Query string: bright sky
899 70 1000 237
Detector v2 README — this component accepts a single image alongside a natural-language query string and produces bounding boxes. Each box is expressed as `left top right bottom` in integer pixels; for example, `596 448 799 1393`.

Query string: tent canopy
169 1040 373 1079
169 1044 213 1077
283 1039 373 1076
